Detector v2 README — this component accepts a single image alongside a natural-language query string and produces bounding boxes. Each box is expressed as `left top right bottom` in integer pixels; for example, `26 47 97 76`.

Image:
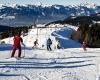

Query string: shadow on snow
0 74 20 76
0 44 32 51
51 27 82 48
0 59 94 69
0 64 94 69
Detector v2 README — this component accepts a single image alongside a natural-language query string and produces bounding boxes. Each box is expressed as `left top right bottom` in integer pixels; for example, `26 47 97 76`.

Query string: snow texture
0 24 100 80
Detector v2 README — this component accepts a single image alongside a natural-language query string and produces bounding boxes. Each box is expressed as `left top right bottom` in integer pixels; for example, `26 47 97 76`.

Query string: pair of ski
5 56 25 62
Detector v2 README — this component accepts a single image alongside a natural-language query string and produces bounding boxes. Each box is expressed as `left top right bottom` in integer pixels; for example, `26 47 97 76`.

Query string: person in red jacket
11 33 23 58
32 39 39 49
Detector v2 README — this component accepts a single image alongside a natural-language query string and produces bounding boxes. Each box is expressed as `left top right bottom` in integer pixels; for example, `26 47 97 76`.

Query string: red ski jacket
13 35 23 48
82 43 87 48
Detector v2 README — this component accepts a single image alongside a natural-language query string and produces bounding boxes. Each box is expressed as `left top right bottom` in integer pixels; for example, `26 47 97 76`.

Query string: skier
82 41 87 51
47 37 52 51
32 39 39 49
11 33 23 58
56 40 61 49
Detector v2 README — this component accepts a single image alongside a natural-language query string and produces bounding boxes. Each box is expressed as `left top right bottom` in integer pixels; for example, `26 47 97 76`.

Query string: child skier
82 41 87 51
33 39 39 49
56 40 61 49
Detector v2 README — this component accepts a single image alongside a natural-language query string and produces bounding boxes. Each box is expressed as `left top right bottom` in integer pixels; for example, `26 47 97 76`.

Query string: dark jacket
47 38 52 45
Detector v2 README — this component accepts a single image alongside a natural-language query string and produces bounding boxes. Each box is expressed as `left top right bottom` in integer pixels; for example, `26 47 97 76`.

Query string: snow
0 4 4 9
96 21 100 23
92 21 100 24
36 24 46 28
54 6 61 10
0 24 100 80
0 14 15 19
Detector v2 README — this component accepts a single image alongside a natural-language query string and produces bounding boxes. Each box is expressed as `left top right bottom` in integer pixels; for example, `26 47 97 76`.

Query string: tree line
71 23 100 48
0 26 32 39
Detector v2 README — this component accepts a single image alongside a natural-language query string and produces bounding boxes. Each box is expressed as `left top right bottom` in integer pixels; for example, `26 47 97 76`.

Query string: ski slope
0 24 100 80
1 24 81 48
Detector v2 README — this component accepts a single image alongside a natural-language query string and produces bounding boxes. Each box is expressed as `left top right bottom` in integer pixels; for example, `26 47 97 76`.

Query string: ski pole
22 42 25 58
23 45 25 58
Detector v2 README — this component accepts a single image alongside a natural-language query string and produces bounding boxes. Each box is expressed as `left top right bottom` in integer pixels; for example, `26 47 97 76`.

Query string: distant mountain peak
0 4 99 26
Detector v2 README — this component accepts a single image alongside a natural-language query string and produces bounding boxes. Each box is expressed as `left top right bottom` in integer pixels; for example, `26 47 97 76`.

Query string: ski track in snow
0 24 100 80
0 48 100 80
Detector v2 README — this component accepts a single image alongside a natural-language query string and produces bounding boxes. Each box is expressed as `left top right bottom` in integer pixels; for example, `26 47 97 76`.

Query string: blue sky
0 0 99 6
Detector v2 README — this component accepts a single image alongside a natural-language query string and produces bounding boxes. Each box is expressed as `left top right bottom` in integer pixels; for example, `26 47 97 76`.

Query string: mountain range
0 4 99 26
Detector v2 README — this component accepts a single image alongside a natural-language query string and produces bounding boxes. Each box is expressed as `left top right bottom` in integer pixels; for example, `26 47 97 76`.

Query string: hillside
46 13 100 26
0 4 99 26
1 24 81 48
0 24 100 80
46 13 100 48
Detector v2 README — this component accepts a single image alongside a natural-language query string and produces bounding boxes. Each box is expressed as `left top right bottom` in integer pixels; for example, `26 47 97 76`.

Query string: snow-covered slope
0 24 100 80
1 24 81 48
0 47 100 80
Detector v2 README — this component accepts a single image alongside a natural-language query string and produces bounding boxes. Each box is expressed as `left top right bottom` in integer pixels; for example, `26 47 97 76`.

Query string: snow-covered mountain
0 4 99 26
